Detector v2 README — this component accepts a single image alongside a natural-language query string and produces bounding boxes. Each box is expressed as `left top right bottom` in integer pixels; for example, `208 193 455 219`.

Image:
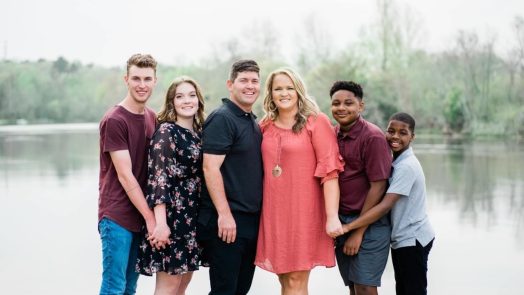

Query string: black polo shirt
200 98 263 218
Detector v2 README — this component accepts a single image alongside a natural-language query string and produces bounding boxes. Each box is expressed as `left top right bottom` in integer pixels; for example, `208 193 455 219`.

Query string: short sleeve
363 134 392 181
146 124 177 207
202 112 235 155
307 113 344 182
101 117 128 152
387 163 415 196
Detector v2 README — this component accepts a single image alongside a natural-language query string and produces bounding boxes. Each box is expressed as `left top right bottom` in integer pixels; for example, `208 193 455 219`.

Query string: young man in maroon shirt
98 54 164 295
330 81 392 295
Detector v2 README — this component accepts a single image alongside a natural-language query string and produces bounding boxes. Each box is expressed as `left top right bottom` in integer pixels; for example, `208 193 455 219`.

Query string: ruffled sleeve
306 113 344 184
146 123 177 208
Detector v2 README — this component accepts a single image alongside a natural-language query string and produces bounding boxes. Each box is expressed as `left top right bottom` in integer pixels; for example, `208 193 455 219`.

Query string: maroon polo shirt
98 105 156 232
336 116 392 214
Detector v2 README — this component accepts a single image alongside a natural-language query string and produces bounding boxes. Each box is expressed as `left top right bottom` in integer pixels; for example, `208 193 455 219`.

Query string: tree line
1 1 523 137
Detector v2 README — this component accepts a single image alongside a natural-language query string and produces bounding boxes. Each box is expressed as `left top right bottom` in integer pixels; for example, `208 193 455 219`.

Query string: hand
343 230 364 256
145 217 156 248
326 215 344 238
148 222 171 250
217 213 236 243
342 222 354 234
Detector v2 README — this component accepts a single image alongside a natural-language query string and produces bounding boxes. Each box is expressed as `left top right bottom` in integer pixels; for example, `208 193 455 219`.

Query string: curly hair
261 68 319 133
157 76 206 132
329 80 363 99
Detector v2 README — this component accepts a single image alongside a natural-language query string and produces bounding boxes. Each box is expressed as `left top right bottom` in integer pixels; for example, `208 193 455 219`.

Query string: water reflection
415 138 524 247
0 129 523 294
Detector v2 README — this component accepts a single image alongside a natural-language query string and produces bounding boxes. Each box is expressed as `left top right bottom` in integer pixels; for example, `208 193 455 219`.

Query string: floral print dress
137 122 202 275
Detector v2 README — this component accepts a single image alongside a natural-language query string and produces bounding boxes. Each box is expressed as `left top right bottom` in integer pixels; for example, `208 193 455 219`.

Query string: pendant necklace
272 135 282 177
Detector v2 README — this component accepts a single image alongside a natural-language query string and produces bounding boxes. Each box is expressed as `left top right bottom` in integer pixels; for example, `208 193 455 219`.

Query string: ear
226 79 233 91
359 100 365 112
411 133 416 142
124 75 129 83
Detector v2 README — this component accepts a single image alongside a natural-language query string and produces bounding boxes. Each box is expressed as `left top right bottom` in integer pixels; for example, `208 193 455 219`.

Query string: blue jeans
99 217 140 295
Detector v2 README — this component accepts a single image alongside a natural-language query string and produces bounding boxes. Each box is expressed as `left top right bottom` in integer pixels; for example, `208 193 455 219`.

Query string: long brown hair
157 76 206 132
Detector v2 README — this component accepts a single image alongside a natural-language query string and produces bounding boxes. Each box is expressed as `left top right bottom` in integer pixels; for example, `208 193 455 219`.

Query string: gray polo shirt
386 147 435 249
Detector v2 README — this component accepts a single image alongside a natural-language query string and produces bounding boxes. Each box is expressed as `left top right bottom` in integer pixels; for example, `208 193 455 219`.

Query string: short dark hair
229 59 260 81
126 54 157 75
329 81 363 99
389 112 416 133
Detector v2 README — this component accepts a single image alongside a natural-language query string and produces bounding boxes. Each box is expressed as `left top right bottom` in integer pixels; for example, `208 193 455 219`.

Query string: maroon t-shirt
336 116 392 214
98 105 156 232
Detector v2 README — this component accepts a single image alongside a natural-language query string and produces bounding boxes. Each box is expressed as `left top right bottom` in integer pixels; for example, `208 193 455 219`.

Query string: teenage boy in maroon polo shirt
330 81 392 295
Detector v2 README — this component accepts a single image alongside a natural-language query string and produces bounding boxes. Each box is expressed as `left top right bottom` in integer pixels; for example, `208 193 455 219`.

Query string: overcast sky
2 0 523 67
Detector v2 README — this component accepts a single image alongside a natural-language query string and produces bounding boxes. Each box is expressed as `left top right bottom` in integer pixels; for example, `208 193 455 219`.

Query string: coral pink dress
255 113 344 274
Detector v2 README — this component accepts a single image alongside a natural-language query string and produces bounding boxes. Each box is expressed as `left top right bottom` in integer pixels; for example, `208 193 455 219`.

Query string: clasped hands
146 221 171 250
326 218 363 256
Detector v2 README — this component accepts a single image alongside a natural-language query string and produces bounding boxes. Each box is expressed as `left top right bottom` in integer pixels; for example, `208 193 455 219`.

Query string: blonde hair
157 76 206 132
262 68 319 133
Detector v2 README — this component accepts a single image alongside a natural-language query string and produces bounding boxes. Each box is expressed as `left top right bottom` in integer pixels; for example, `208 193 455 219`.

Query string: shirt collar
393 146 414 165
336 115 364 140
222 98 257 119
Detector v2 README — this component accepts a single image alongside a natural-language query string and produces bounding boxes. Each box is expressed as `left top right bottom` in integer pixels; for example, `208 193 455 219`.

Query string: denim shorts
335 214 391 287
98 217 141 295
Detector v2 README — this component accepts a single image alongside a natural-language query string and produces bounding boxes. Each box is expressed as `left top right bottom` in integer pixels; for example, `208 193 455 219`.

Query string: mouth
389 141 401 148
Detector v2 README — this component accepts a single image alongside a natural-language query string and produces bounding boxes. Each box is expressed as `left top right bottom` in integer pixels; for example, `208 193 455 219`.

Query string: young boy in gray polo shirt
341 112 435 295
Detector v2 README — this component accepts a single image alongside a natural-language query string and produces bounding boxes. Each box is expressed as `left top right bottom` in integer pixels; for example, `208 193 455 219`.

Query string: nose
332 104 342 111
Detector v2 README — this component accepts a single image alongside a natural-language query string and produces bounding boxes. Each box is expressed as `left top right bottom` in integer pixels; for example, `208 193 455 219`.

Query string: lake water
0 125 523 294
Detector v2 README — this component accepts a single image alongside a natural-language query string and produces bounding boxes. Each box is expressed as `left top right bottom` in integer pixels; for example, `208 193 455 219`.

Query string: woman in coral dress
255 68 344 294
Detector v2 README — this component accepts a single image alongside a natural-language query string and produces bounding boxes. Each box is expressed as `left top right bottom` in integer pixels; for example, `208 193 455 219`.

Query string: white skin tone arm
323 178 344 238
202 153 237 243
151 204 171 248
109 150 161 247
342 193 401 233
342 180 388 256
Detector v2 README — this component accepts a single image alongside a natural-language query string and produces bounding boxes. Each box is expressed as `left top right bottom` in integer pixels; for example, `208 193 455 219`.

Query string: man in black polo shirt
198 59 263 295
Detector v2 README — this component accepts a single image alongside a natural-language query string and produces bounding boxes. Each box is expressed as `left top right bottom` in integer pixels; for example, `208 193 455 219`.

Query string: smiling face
173 82 199 121
271 74 298 113
330 89 364 130
386 119 415 158
124 65 157 105
227 71 260 112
